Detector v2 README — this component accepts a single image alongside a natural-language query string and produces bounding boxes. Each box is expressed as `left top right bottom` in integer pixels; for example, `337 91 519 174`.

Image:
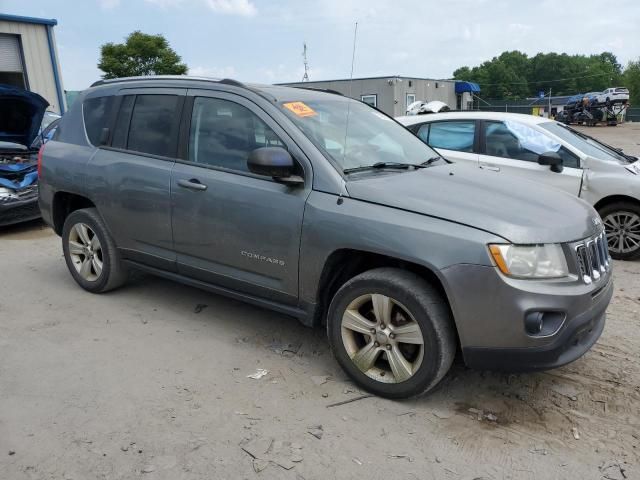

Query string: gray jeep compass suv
39 76 613 398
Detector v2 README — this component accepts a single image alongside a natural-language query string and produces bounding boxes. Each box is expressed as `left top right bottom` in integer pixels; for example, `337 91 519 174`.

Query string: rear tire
327 268 456 399
599 201 640 260
62 208 128 292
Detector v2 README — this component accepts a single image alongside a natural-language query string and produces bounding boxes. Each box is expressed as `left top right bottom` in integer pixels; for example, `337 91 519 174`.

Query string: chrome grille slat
574 231 610 284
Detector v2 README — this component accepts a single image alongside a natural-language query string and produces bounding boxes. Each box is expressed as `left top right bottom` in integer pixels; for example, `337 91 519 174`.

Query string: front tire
62 208 128 292
327 268 456 399
599 202 640 260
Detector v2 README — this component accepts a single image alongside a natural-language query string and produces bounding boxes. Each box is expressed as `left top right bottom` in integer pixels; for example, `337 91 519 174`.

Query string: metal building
280 76 477 117
0 14 65 113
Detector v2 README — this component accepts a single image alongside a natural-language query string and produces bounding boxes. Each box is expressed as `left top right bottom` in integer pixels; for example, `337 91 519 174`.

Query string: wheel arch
314 249 454 328
593 194 640 212
52 191 96 235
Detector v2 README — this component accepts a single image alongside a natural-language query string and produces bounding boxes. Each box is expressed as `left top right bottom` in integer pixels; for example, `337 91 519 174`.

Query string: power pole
302 42 310 82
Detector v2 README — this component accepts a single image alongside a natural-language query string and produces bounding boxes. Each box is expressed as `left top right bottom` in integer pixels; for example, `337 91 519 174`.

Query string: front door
171 91 311 304
479 120 583 195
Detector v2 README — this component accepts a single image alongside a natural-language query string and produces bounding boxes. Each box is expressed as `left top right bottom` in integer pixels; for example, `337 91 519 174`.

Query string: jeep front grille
574 231 610 284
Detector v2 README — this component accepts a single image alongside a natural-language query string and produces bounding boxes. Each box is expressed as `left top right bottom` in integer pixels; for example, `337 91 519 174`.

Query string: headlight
0 187 18 200
488 244 569 279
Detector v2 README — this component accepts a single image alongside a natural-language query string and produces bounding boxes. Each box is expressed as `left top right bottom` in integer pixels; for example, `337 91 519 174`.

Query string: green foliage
623 58 640 105
453 50 625 99
98 31 187 79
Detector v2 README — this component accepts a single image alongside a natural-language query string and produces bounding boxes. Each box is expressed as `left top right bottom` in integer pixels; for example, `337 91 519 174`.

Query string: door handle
177 179 207 191
480 164 500 172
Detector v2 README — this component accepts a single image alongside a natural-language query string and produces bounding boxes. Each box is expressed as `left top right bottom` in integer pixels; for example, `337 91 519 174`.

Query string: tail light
37 144 45 178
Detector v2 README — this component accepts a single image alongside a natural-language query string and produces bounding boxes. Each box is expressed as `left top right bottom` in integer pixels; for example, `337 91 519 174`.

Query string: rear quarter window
83 96 113 146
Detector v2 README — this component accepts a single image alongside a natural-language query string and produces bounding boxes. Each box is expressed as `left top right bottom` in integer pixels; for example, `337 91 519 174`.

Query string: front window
484 121 579 168
279 97 440 172
188 97 284 174
540 122 631 164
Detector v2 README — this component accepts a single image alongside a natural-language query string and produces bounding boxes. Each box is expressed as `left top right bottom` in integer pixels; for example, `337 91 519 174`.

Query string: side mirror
247 147 303 185
538 151 563 173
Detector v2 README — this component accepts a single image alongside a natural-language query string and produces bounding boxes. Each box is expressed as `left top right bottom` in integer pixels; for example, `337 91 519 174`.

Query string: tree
452 50 624 99
98 31 187 79
623 58 640 105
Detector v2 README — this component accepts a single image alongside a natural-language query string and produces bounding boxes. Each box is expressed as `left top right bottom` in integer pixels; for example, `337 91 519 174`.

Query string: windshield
540 122 631 164
279 97 440 172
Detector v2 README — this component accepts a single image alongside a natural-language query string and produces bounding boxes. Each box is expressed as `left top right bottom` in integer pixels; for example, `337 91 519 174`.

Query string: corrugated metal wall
0 20 65 113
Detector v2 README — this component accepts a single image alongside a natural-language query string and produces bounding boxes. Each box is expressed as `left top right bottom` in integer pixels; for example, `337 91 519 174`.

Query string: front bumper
441 263 613 372
0 194 41 227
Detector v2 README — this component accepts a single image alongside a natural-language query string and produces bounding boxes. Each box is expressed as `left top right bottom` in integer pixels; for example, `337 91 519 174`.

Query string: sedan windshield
278 97 441 172
540 122 632 164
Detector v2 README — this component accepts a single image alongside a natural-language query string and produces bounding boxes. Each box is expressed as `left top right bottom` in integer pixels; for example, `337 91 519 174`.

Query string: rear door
86 88 185 270
478 119 582 195
170 90 311 304
412 120 479 166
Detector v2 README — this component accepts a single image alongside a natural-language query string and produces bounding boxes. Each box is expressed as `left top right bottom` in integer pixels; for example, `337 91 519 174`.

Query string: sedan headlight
489 244 569 279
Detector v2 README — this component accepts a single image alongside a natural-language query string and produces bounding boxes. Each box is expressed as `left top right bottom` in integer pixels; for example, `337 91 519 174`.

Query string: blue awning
455 81 481 94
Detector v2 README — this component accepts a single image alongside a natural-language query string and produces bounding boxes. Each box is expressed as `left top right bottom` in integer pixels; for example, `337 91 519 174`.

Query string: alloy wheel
68 222 103 281
341 293 424 384
603 211 640 254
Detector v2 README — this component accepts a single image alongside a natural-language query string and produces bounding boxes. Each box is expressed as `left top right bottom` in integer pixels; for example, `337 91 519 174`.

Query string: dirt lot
1 125 639 480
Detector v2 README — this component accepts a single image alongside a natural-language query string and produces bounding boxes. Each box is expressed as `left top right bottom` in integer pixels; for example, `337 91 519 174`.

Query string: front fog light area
489 244 569 279
524 311 566 336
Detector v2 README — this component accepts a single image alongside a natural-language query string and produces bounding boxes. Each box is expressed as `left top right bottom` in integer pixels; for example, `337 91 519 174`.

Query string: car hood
345 163 600 244
0 84 49 148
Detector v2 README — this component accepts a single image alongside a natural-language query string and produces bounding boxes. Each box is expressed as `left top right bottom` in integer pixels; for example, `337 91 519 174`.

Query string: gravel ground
1 124 639 480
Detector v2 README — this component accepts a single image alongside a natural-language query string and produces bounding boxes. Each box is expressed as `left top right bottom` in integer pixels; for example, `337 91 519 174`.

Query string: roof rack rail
291 86 344 96
89 75 248 89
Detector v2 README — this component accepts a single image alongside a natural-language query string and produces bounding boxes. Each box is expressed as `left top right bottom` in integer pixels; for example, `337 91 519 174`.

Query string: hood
345 163 600 244
0 84 49 148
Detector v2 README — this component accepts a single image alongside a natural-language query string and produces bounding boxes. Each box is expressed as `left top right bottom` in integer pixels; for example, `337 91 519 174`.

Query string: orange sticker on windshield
283 101 317 117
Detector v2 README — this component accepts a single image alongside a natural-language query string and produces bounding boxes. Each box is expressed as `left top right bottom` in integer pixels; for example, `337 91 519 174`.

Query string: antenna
347 23 358 99
302 42 310 82
342 21 358 166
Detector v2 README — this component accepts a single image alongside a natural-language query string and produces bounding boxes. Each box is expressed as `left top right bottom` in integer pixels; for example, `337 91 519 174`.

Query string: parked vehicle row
397 111 640 260
39 76 613 398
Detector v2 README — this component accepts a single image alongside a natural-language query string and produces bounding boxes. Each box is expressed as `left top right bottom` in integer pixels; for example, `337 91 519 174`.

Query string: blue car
0 84 54 226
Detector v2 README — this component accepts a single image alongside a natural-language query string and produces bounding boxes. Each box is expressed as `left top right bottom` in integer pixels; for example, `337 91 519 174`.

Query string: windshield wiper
421 156 444 166
343 161 427 174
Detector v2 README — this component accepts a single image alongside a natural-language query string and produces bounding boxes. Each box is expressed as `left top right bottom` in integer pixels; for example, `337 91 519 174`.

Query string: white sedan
397 111 640 260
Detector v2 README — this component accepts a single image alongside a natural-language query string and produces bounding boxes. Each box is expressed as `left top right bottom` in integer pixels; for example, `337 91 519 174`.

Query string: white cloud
189 65 238 78
145 0 256 15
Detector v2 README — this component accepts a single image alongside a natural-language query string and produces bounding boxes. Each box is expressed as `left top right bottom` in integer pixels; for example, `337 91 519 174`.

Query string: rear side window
83 96 113 146
127 95 179 157
428 121 475 152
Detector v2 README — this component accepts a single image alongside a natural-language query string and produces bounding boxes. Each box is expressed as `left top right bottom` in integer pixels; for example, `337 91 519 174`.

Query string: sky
3 0 640 90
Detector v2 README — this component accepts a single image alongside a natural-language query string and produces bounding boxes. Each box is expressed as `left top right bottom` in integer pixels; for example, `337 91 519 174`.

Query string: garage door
0 34 23 72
